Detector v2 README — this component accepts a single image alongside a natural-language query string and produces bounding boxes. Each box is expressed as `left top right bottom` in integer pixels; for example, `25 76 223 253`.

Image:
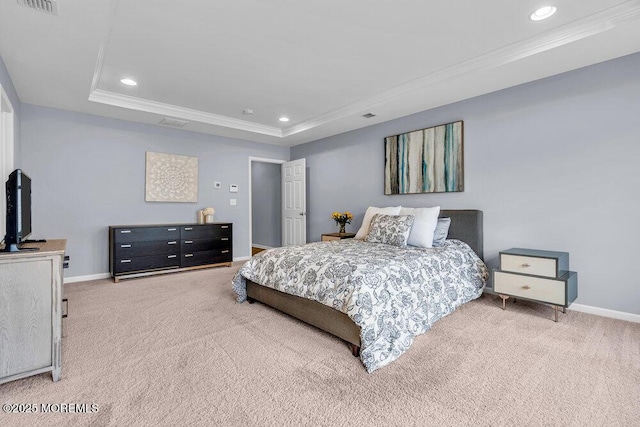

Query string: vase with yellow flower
331 211 353 234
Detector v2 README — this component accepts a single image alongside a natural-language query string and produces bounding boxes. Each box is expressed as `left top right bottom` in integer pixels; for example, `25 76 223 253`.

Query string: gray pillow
432 217 451 247
365 214 415 247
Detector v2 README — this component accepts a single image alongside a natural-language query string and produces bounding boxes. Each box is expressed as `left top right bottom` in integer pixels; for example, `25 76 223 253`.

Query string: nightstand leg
499 294 509 310
562 307 566 314
554 306 558 322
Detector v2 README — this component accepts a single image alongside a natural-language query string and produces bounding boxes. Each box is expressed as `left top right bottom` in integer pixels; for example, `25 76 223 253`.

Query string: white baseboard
234 256 250 262
64 273 111 284
570 303 640 323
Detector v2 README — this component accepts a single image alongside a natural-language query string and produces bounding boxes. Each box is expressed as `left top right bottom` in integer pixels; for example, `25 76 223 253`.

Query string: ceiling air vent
17 0 59 16
362 113 377 118
159 117 189 128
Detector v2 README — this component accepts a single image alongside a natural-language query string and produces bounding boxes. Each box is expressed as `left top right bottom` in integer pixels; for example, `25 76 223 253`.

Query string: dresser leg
554 306 559 322
562 307 566 314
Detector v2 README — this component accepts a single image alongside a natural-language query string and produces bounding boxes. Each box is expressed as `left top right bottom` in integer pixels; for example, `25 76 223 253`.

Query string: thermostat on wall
229 184 238 193
214 181 221 189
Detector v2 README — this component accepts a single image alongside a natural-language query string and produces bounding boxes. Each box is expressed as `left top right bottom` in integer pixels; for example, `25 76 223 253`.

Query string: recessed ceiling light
120 78 137 86
279 116 290 122
530 6 557 21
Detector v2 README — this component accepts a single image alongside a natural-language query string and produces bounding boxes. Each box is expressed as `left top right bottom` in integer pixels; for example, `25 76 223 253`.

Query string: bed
232 209 487 372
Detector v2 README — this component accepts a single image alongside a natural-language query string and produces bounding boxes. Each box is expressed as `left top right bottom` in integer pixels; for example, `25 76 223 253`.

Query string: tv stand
1 243 40 252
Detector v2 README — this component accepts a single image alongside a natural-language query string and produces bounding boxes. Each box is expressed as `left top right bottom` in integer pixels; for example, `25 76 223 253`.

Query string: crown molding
88 89 284 137
284 0 640 138
89 0 640 140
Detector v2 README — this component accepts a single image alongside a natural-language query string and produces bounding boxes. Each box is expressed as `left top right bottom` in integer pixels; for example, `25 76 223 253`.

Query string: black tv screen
3 169 33 252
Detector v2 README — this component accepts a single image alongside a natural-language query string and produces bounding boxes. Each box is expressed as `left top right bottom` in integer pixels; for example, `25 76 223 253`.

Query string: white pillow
354 206 401 240
399 206 441 248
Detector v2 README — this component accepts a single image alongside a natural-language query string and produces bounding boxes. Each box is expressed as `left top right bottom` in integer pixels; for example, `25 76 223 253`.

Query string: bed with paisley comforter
232 210 487 372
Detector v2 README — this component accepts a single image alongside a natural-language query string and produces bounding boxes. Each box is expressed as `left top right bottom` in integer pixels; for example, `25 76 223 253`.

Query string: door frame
0 85 15 239
248 156 286 258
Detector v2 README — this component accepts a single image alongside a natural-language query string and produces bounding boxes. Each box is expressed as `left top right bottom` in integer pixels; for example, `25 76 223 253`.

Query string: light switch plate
229 184 238 193
230 198 237 206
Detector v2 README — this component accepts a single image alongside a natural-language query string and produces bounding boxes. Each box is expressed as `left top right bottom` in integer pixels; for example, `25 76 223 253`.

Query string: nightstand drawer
494 271 565 305
322 235 341 241
500 254 557 277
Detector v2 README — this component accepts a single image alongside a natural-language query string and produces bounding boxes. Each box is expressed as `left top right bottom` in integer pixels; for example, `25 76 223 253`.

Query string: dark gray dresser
109 223 232 282
492 248 577 322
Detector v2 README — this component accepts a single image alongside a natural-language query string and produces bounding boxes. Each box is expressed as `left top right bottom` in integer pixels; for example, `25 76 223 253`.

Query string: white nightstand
493 248 578 322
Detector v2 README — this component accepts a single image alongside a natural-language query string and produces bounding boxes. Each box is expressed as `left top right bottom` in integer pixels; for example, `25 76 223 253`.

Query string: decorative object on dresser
493 248 578 322
384 121 463 195
321 232 356 242
109 223 232 282
0 240 66 384
145 151 198 203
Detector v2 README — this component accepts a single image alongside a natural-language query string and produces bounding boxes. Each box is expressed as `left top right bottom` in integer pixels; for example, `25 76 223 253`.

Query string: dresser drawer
494 270 566 305
181 249 231 267
113 226 180 243
114 253 180 274
181 237 230 252
181 224 231 239
114 240 180 257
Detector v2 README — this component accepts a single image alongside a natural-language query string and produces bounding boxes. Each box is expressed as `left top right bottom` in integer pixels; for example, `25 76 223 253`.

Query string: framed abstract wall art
145 151 198 202
384 120 463 195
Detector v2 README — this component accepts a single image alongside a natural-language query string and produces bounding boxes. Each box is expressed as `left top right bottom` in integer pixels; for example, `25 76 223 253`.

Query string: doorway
249 157 284 256
0 85 15 239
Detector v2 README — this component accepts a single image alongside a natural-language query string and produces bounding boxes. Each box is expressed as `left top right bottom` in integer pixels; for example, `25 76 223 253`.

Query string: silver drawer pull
120 244 132 248
184 254 194 257
521 263 530 268
184 240 193 244
184 227 193 231
168 241 177 245
221 225 229 229
167 255 177 259
221 250 229 254
168 228 177 231
221 238 229 241
120 230 131 234
121 260 131 263
521 285 531 290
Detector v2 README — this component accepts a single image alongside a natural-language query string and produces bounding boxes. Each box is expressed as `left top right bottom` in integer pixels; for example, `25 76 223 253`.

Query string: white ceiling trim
88 89 284 137
283 0 640 138
88 0 640 140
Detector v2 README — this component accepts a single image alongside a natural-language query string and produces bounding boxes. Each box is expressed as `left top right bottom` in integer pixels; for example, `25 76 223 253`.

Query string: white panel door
282 158 306 246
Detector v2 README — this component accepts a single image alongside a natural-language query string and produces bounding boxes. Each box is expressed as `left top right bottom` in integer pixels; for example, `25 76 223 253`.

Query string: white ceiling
2 0 640 146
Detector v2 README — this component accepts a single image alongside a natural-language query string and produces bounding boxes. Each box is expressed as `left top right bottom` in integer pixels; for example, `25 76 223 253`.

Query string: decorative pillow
354 206 401 240
399 206 440 248
365 214 415 247
432 217 451 247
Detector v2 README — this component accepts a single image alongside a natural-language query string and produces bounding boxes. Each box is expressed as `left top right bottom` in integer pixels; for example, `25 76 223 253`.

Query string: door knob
299 212 306 216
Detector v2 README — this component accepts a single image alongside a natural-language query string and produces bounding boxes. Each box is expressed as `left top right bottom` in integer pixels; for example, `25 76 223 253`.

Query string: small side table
321 232 356 242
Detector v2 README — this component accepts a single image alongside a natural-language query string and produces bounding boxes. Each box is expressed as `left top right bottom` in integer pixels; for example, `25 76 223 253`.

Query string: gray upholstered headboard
439 210 484 260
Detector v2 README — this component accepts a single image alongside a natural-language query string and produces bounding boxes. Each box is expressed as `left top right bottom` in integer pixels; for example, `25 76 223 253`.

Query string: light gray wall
291 52 640 315
20 105 288 278
251 161 282 248
0 54 21 166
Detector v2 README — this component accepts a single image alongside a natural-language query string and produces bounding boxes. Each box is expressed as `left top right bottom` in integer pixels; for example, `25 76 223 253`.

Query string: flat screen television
2 169 36 252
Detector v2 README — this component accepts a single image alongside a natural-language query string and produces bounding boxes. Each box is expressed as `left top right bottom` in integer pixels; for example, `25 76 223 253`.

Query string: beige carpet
1 264 639 426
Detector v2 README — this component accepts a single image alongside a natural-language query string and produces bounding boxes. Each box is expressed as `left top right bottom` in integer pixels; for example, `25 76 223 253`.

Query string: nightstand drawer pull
221 250 229 254
121 259 131 263
167 228 177 232
167 255 177 259
184 227 193 231
120 244 131 248
184 254 194 257
184 240 193 244
521 263 530 268
168 241 177 245
221 226 229 229
120 230 131 234
221 237 229 241
521 285 531 290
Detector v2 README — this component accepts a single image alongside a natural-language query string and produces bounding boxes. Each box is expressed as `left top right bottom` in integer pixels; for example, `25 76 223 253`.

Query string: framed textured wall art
384 120 463 195
145 151 198 202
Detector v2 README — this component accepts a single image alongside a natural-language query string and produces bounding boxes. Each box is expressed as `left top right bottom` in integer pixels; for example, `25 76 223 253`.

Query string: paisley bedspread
232 239 488 372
